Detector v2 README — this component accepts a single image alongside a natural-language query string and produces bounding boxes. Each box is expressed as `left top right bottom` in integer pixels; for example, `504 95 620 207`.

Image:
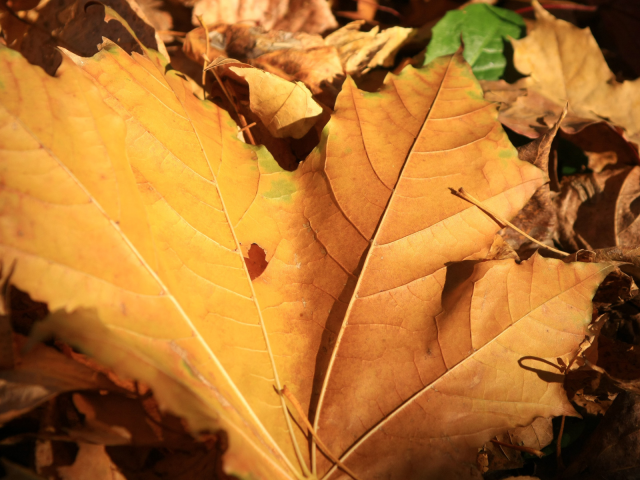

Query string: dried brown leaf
190 0 337 34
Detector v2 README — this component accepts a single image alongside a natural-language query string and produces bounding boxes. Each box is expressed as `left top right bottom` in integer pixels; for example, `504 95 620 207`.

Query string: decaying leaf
183 24 344 98
325 20 415 75
190 0 337 34
483 1 640 146
560 122 640 173
563 392 640 479
555 166 640 251
0 0 167 75
0 337 118 424
0 25 614 480
483 417 553 472
424 3 525 80
229 66 323 139
501 109 564 256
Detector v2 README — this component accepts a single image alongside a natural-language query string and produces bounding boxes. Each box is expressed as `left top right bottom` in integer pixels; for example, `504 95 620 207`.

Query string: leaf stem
202 56 257 145
195 15 210 87
281 386 363 480
452 187 569 257
557 415 566 471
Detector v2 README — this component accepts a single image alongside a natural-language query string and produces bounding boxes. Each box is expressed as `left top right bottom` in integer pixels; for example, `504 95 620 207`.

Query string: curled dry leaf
0 34 613 480
182 24 344 100
501 109 564 256
563 392 640 479
0 337 119 424
555 166 640 251
183 24 325 64
191 0 337 34
325 20 415 75
483 1 640 147
229 66 323 139
560 122 640 173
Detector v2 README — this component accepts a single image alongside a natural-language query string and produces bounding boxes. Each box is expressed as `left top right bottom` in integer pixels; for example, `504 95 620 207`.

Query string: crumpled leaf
501 109 564 256
483 1 640 146
191 0 337 34
229 66 323 139
424 3 525 80
325 20 415 75
0 37 613 480
183 24 344 98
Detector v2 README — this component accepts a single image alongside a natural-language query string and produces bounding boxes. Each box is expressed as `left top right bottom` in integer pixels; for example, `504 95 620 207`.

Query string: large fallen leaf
483 1 640 146
229 66 323 139
424 3 525 80
0 43 302 479
0 35 612 480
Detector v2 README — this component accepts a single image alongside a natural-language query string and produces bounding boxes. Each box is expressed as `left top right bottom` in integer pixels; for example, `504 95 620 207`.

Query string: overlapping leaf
424 4 525 80
0 36 613 480
483 1 640 146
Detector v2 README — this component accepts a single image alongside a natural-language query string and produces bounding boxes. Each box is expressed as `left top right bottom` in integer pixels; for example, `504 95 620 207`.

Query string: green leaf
424 4 525 80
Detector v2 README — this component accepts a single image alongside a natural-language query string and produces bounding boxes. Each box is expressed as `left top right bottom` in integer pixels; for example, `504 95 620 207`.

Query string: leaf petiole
452 187 569 257
280 386 363 480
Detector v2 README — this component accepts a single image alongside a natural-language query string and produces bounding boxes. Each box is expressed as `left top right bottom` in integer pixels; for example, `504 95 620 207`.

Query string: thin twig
351 0 401 17
490 439 544 458
452 187 569 257
557 415 566 471
280 386 363 480
195 15 210 87
201 55 256 144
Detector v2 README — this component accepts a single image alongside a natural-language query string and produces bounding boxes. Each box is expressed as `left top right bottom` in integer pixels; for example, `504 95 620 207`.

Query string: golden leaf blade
319 255 611 479
310 53 593 478
0 44 300 478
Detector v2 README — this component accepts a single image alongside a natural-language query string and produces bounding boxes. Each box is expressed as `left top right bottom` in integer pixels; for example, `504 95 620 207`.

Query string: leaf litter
2 0 640 479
